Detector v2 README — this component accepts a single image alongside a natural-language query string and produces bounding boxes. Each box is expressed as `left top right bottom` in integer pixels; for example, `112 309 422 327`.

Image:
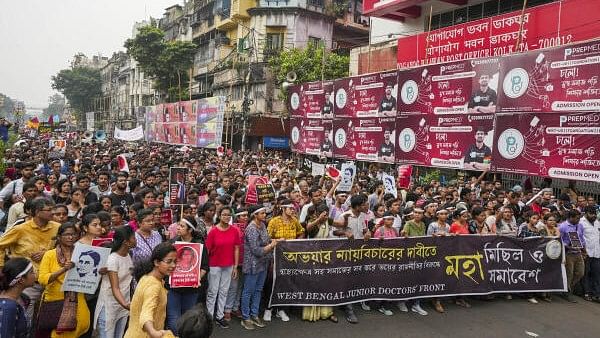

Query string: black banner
255 183 275 203
270 236 566 306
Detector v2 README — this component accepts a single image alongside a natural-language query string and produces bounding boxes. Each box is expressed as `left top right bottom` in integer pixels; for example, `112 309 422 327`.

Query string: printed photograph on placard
498 40 600 112
334 71 398 118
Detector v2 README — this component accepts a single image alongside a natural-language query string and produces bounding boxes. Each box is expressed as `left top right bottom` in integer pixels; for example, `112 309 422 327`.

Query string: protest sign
311 162 325 177
270 236 565 306
62 243 110 294
396 165 413 189
169 167 189 206
256 183 276 203
170 242 203 288
245 175 269 205
114 126 144 141
91 238 113 247
382 173 397 198
337 162 356 192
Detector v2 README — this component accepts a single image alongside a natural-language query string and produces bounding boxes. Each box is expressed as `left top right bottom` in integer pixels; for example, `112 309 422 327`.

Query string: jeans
583 257 600 297
97 306 128 338
225 267 243 312
206 266 233 320
241 270 267 320
167 289 200 335
565 253 585 292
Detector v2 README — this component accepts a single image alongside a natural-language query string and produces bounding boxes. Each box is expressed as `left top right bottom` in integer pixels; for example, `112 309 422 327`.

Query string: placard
170 242 203 288
169 167 189 206
337 162 356 192
62 243 110 294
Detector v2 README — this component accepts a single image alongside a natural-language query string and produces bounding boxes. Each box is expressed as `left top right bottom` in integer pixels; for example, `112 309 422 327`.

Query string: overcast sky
0 0 178 109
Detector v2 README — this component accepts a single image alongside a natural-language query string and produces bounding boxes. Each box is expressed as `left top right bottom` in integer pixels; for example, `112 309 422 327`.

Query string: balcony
213 68 246 87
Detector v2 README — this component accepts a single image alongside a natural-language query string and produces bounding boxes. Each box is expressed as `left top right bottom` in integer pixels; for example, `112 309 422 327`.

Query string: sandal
583 294 593 302
328 315 339 323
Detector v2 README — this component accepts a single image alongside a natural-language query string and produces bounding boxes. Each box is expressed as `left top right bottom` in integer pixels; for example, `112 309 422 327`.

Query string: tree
0 93 15 117
51 67 102 120
125 25 197 102
43 94 66 119
269 44 350 92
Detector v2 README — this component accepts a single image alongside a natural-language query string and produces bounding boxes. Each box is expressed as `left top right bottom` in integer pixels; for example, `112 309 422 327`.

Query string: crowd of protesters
0 132 598 338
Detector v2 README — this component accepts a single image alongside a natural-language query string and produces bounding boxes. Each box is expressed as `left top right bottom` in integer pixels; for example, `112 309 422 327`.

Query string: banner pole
515 0 529 52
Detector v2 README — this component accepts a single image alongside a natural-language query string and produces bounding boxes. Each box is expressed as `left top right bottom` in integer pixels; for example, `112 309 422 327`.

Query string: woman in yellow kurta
38 223 90 337
124 242 177 338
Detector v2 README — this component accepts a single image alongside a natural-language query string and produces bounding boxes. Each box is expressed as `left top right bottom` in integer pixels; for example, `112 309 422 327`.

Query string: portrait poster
382 173 398 198
170 242 203 288
337 162 356 192
62 243 110 294
169 167 189 206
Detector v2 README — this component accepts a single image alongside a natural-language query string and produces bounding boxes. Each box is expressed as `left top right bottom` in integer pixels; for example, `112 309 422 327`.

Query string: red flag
117 154 129 172
397 165 413 189
326 165 340 179
48 115 54 124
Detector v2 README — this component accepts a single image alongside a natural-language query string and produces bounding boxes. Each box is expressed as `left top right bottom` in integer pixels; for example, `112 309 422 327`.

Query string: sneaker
345 310 358 324
397 301 408 312
216 317 230 329
378 307 393 316
241 319 256 330
263 309 272 322
527 297 539 304
276 310 290 322
251 316 267 328
223 312 232 322
411 304 428 316
360 302 371 311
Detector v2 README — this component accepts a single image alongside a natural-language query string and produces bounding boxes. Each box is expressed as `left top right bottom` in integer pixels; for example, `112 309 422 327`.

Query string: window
308 0 324 7
308 36 322 48
266 33 284 51
426 0 554 31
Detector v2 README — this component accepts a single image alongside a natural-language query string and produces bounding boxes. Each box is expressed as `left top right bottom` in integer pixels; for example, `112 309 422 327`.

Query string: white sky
0 0 178 108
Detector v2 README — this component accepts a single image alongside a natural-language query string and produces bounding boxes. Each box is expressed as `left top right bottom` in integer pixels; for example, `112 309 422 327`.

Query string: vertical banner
498 40 600 112
145 106 157 142
396 114 494 170
334 71 398 118
169 167 189 206
170 242 202 288
333 117 396 162
397 59 500 115
491 112 600 181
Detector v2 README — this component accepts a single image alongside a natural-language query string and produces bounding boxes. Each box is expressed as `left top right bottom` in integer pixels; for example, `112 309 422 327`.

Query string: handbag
36 296 64 331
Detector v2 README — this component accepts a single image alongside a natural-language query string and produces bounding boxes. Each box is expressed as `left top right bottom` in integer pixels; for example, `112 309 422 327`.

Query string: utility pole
240 29 254 151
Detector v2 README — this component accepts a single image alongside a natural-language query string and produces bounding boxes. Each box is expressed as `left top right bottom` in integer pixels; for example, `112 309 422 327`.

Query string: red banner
245 176 269 205
491 112 600 181
288 81 334 119
333 117 396 163
396 165 413 190
334 71 398 118
396 0 600 69
397 58 500 115
290 117 325 156
395 113 494 170
498 40 600 112
170 242 202 288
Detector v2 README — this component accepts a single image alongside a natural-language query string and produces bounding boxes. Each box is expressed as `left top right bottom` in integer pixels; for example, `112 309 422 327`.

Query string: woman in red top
205 206 241 329
449 209 470 235
448 208 472 308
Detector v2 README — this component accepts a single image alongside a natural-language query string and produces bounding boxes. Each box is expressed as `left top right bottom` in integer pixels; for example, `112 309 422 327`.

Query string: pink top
205 225 242 267
376 226 398 239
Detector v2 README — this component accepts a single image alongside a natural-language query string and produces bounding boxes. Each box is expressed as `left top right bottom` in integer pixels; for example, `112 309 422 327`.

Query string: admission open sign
270 236 565 306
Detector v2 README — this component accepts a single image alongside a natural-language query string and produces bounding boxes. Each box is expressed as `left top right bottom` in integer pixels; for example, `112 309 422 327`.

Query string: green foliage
51 67 102 121
43 94 66 120
0 93 15 117
419 169 441 185
125 25 197 102
0 132 18 177
269 44 349 99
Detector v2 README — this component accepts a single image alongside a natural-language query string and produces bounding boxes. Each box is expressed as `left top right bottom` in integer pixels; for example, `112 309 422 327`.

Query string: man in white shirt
0 162 34 210
299 187 323 225
581 205 600 301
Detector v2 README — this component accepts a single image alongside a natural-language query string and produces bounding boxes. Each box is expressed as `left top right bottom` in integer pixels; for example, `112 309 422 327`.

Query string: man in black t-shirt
378 129 395 162
378 85 396 117
110 172 134 212
468 74 497 114
463 127 492 171
320 126 333 156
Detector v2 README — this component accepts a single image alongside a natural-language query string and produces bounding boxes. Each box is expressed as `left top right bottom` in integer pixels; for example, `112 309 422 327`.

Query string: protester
131 209 163 265
580 206 600 302
38 222 90 337
559 209 586 303
124 242 177 338
0 257 36 338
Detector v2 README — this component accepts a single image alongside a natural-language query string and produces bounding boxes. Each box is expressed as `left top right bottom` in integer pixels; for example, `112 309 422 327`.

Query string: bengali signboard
491 112 600 181
396 0 600 68
290 117 324 156
288 81 334 119
498 40 600 112
397 58 500 115
170 242 203 288
396 113 494 170
333 117 396 162
270 236 566 306
334 71 399 118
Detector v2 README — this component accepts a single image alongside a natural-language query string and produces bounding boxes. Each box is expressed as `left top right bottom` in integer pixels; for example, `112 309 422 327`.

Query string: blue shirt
559 220 586 254
0 298 28 338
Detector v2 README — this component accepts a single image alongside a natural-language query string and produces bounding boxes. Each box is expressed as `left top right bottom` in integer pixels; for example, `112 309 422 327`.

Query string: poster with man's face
169 167 189 206
62 243 110 294
170 242 203 288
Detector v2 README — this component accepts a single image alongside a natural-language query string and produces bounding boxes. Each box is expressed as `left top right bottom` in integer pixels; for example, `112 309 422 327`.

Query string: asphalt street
213 295 600 338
